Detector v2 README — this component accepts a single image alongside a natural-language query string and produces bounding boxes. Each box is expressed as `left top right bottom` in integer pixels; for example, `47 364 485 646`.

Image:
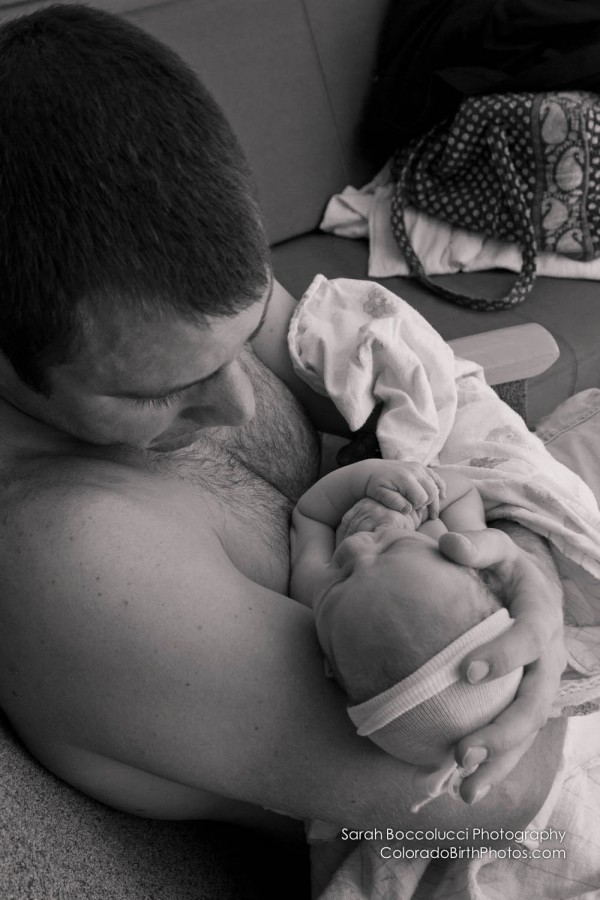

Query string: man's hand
439 526 567 804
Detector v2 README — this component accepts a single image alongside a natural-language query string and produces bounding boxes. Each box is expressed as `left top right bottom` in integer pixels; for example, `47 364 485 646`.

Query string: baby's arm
290 460 442 607
434 467 487 533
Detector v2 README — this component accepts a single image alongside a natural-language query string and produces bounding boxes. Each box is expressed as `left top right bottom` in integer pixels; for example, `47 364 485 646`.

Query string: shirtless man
0 4 565 842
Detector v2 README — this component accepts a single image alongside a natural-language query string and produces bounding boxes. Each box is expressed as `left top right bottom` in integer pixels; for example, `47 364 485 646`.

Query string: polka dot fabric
391 91 600 310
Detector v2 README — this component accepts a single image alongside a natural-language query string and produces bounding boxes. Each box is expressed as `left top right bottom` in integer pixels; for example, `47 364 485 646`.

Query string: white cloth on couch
320 165 600 282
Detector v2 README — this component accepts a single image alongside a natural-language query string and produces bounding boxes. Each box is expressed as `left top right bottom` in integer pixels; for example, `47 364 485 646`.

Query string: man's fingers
458 735 537 805
459 616 564 682
439 529 519 570
456 654 562 770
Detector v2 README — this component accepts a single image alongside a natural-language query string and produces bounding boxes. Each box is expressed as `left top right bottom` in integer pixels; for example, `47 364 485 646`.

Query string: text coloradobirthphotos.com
339 828 568 861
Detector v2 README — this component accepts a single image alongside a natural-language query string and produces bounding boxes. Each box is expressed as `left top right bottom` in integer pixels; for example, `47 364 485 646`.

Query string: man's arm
252 279 351 435
0 487 563 835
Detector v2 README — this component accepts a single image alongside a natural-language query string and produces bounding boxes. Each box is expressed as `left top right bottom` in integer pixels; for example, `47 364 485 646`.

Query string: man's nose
183 359 255 427
215 359 256 425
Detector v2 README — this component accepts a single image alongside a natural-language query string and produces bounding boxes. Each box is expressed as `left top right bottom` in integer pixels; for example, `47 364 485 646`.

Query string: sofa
0 1 597 898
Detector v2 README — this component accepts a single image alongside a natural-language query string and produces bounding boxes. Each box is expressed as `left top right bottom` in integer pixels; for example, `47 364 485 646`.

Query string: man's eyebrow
113 278 274 400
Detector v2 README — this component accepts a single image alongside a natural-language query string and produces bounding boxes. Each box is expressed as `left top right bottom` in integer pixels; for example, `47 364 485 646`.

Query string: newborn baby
290 459 523 813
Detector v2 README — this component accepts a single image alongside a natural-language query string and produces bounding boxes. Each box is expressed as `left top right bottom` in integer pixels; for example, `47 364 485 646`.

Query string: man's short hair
0 3 269 392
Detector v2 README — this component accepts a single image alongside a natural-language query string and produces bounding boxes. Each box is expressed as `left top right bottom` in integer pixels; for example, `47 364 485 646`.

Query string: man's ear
0 351 23 394
0 352 44 398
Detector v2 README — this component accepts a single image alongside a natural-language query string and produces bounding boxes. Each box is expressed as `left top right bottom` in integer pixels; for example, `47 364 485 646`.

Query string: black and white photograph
1 1 599 897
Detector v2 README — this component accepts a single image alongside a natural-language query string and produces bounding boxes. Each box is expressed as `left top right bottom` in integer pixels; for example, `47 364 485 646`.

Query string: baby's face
315 528 488 702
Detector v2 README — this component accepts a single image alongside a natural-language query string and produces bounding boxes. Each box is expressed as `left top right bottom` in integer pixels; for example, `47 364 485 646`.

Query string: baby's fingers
421 469 442 519
402 465 444 518
393 468 442 516
366 482 414 513
337 498 410 540
364 463 441 515
427 466 447 501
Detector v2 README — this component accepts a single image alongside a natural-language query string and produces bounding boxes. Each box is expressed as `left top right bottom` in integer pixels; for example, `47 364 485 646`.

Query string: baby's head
314 528 520 767
316 527 503 704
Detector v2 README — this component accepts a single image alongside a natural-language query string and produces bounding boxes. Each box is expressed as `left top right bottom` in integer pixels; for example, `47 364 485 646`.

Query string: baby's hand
365 461 445 520
336 497 416 544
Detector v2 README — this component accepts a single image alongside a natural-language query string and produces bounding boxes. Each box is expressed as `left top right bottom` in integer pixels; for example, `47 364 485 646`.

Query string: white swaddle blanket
288 276 600 900
288 275 600 713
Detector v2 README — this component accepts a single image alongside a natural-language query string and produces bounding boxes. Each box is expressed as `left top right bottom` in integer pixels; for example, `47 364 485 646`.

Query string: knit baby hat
347 608 522 768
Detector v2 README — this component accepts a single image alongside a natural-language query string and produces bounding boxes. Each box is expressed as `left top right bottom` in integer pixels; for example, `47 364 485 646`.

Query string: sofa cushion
129 0 388 243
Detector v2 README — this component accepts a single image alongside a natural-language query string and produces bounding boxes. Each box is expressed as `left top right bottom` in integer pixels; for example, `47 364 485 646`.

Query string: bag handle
391 124 537 310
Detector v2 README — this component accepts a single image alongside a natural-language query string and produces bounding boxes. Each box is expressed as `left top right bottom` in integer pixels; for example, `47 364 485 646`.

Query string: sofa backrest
0 0 389 243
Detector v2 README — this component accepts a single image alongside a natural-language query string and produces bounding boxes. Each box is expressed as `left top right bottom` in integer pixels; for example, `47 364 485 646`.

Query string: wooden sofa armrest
448 323 560 386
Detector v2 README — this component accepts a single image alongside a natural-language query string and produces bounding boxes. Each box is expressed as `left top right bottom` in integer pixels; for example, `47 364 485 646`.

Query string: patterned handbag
391 91 600 310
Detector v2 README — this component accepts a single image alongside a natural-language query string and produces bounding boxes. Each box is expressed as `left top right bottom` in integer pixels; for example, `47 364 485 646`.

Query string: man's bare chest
1 352 320 594
136 360 320 592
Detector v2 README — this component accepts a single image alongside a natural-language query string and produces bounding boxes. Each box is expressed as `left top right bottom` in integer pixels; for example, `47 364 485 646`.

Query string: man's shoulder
0 454 222 591
2 454 149 532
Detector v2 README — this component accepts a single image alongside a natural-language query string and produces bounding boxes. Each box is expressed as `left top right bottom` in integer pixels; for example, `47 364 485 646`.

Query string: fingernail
449 778 461 799
462 747 488 769
469 784 491 805
424 773 443 797
467 661 490 684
